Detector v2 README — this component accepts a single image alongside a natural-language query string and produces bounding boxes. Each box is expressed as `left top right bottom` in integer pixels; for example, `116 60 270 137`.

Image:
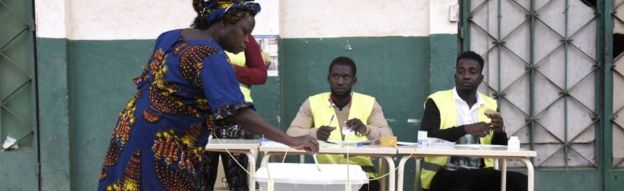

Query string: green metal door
460 0 622 190
0 0 39 190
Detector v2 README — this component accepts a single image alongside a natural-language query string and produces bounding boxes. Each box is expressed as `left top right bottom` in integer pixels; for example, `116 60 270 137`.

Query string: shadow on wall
580 0 624 58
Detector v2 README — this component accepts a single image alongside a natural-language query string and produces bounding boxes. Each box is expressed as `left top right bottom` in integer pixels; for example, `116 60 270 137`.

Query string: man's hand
287 135 319 153
464 122 491 137
485 110 505 133
345 118 368 136
316 126 336 141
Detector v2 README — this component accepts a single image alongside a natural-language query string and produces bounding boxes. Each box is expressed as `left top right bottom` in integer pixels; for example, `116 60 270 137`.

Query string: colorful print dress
98 29 251 191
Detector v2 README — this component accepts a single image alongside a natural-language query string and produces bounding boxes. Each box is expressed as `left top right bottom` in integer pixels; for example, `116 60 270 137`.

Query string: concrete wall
35 0 280 39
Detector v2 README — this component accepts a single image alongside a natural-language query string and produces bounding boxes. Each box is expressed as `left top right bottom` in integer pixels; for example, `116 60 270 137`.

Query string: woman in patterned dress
204 34 266 190
97 1 318 190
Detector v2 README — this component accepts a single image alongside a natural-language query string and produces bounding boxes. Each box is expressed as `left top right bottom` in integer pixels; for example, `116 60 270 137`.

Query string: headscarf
192 0 261 24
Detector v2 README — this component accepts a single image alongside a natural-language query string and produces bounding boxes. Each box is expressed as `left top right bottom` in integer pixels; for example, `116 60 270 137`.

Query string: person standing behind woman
204 35 267 190
97 1 318 190
230 35 267 103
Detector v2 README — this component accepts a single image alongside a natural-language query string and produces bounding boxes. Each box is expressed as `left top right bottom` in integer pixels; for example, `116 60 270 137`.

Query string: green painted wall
66 40 153 190
608 171 624 190
429 34 459 93
250 77 280 127
535 170 602 191
37 38 71 191
34 34 622 191
0 151 38 191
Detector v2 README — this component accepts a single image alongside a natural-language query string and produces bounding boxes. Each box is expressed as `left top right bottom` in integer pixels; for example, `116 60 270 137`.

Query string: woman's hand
234 108 319 153
287 135 319 153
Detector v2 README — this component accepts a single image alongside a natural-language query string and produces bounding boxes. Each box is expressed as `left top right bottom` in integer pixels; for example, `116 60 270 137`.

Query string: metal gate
463 0 599 167
612 0 624 170
608 0 624 188
461 0 624 189
0 0 38 190
458 0 623 189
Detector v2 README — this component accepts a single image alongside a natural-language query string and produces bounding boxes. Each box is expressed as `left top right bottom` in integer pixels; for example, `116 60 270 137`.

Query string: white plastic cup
417 131 428 145
508 136 520 150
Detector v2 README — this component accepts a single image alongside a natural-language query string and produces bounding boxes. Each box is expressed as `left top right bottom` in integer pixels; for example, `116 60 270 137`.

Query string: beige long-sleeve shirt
286 98 393 140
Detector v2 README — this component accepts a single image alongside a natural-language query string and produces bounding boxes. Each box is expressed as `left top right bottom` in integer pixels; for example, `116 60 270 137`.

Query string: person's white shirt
446 87 485 170
453 87 484 127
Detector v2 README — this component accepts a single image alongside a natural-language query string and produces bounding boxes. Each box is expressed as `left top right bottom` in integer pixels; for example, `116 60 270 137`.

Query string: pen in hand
313 153 322 172
312 115 333 171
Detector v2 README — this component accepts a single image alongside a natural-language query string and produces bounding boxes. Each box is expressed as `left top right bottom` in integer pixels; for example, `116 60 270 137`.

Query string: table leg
379 158 386 191
500 159 507 191
519 158 534 191
397 156 412 191
261 153 272 167
382 156 396 191
245 152 256 191
413 159 421 191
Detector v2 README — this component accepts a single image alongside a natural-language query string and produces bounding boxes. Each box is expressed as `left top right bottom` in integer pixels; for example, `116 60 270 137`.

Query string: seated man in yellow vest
287 56 393 191
420 51 527 191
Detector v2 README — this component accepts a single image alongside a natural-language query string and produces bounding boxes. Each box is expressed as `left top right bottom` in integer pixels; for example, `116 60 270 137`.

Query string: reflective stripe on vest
419 89 498 189
309 92 378 177
226 51 253 102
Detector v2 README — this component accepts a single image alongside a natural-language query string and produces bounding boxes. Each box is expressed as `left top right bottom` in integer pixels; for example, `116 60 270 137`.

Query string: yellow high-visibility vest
309 92 378 178
420 89 498 189
226 51 253 103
